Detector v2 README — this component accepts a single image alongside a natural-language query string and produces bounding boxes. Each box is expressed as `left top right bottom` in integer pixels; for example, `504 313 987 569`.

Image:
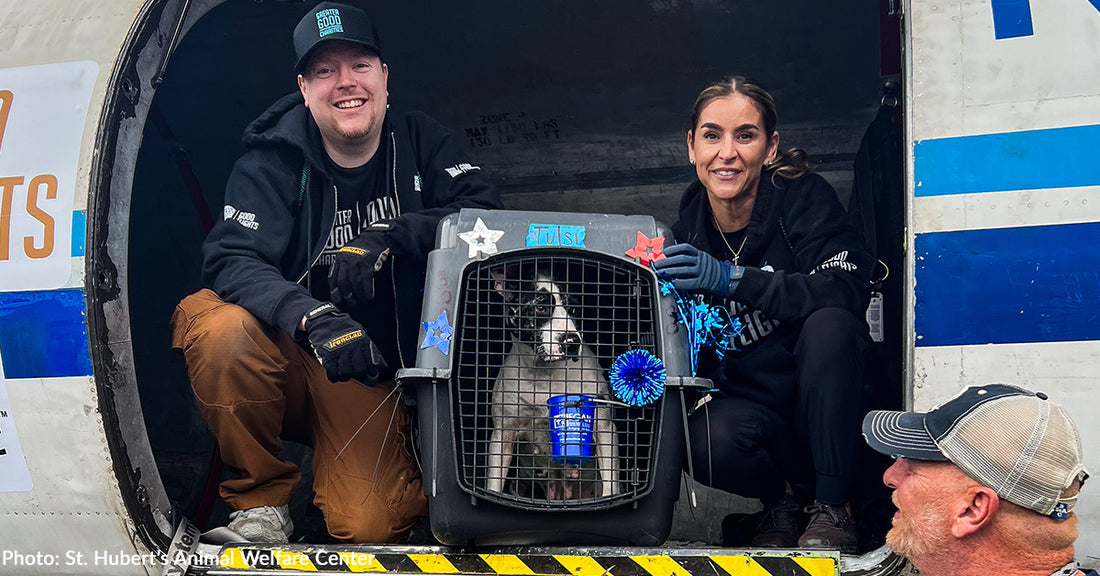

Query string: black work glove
328 222 392 307
304 303 386 385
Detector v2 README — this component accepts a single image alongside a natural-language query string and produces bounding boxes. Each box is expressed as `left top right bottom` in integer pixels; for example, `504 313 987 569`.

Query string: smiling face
687 94 779 206
298 41 388 159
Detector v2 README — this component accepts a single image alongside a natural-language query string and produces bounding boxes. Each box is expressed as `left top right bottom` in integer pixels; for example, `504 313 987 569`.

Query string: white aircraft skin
1 2 164 575
1 0 1099 574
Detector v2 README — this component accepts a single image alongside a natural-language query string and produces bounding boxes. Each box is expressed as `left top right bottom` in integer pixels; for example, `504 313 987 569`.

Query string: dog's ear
491 266 516 302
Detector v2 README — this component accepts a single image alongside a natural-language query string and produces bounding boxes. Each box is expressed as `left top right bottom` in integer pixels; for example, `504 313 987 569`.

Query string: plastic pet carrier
398 209 709 546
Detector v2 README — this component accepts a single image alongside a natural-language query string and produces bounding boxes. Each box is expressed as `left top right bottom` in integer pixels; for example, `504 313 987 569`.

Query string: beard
317 97 386 146
886 496 950 559
335 109 380 141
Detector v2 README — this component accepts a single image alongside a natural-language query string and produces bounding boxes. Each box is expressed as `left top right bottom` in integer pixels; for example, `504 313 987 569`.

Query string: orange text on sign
0 89 61 261
0 175 59 261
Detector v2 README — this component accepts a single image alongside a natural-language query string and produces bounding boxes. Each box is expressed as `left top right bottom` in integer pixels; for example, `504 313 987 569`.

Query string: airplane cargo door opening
90 0 904 548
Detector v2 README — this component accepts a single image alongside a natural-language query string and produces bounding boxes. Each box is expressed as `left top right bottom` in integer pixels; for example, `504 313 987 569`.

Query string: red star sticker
625 232 666 265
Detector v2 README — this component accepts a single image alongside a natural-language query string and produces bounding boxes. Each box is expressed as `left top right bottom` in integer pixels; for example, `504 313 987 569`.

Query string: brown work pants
170 289 427 543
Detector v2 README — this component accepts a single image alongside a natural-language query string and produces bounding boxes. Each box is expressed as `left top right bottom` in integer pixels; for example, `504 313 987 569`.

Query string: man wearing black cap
171 1 500 543
862 384 1094 576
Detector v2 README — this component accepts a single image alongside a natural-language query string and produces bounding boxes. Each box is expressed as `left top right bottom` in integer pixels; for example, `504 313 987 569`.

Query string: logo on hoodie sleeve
444 163 481 178
224 204 260 231
811 250 857 274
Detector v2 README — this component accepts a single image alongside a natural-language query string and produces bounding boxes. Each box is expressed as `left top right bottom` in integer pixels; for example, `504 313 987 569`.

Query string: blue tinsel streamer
609 349 667 406
657 277 742 376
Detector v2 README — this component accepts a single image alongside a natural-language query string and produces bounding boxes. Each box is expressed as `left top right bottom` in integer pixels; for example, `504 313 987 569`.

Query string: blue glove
653 243 742 298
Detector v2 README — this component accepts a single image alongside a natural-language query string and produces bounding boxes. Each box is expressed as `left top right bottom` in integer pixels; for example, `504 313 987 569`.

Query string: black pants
688 307 869 506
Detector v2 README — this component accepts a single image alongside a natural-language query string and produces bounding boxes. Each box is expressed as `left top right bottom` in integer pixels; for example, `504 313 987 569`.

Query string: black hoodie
671 169 872 413
202 93 500 371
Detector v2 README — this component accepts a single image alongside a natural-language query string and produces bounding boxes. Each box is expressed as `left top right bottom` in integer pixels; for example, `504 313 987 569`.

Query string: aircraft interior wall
122 0 899 544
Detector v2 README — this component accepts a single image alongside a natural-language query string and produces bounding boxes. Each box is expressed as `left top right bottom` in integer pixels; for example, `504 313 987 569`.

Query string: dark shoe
799 501 858 552
751 493 800 547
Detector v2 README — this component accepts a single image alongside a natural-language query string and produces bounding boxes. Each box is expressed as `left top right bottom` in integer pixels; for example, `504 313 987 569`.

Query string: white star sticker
458 217 505 258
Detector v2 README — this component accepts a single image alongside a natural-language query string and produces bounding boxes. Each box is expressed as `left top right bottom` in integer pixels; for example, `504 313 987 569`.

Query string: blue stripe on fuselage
990 0 1034 39
915 222 1100 347
0 288 92 378
72 210 85 257
914 124 1100 197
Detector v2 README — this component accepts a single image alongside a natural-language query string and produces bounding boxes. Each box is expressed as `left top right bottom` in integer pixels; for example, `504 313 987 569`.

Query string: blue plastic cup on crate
547 394 596 465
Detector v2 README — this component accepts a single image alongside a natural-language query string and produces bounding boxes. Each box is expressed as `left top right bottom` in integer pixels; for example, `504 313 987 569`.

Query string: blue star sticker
420 311 453 355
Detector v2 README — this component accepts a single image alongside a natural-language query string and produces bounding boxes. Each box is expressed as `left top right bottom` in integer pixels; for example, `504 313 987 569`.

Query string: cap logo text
315 8 343 38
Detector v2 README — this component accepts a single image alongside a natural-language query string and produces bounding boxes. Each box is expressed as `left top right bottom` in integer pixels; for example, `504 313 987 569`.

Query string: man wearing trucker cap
862 384 1094 576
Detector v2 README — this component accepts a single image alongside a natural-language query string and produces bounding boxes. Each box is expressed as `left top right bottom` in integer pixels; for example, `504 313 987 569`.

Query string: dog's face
492 266 582 363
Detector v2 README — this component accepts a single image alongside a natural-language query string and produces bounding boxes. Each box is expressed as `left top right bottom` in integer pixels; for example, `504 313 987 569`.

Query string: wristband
305 302 339 323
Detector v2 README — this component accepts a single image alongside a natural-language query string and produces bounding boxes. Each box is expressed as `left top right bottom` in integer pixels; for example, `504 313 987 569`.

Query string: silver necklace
712 212 748 265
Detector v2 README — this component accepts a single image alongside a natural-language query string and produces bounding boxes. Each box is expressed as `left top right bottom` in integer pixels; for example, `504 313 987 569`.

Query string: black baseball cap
293 2 382 75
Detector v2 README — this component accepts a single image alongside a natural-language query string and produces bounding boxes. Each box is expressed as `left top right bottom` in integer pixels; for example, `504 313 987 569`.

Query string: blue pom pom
609 349 667 406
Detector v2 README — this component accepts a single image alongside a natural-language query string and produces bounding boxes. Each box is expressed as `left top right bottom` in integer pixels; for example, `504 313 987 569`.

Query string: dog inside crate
450 252 662 507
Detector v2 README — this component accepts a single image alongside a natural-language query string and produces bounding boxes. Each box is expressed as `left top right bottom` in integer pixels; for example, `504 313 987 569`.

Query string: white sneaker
226 505 293 543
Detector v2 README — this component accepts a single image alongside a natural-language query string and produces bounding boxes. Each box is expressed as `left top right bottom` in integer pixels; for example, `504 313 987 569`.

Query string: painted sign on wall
0 61 97 291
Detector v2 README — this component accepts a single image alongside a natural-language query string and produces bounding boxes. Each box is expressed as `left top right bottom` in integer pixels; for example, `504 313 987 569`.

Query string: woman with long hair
653 76 873 550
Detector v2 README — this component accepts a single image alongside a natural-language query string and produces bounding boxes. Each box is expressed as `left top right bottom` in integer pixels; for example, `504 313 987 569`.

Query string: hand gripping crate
398 208 708 546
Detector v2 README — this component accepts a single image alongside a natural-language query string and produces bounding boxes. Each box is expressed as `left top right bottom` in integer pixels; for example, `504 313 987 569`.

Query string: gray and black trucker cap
862 383 1088 518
